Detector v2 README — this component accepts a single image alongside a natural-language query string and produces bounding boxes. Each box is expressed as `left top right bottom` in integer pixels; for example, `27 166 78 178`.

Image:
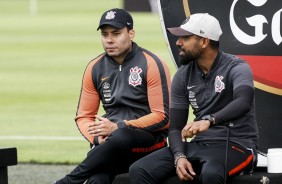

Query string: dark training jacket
75 42 171 151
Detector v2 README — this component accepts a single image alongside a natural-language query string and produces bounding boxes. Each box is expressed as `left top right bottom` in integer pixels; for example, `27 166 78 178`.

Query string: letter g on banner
230 0 282 45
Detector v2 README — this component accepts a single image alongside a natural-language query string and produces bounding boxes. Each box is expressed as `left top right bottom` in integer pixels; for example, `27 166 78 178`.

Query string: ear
201 38 209 49
129 29 135 41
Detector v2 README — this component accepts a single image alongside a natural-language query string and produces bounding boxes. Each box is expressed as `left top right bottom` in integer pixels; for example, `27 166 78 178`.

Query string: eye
113 32 120 36
101 33 107 37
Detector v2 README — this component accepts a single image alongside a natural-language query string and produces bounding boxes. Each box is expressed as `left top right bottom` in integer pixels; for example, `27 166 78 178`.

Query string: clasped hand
181 120 210 141
176 120 210 181
87 115 118 143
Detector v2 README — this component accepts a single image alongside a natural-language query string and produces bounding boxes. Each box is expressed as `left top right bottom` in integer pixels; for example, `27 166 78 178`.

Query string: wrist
110 124 118 131
117 121 126 128
174 153 187 167
201 114 215 126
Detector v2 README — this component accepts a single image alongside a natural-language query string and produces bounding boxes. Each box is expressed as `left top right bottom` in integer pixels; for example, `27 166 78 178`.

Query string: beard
178 42 202 65
179 52 197 65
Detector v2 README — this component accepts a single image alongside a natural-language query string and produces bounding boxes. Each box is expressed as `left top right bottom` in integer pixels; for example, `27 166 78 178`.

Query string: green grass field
0 0 178 164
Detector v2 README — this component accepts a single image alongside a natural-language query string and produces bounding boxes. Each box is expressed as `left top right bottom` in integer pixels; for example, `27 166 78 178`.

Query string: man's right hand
181 120 210 141
175 158 196 181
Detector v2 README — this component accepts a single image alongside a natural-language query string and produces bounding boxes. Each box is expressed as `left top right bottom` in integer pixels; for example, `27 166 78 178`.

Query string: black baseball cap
97 8 133 30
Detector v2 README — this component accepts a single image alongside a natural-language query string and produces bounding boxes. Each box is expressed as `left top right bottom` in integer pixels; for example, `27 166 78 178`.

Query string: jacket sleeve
214 62 255 124
75 57 101 144
123 53 171 132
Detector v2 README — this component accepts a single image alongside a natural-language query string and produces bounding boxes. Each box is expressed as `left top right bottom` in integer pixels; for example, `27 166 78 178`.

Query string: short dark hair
195 35 219 49
209 40 219 49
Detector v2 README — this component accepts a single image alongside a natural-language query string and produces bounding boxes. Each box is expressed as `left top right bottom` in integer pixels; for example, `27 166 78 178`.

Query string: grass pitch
0 0 176 164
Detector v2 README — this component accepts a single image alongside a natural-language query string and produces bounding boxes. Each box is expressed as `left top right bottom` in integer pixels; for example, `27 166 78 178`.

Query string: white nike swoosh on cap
187 85 196 89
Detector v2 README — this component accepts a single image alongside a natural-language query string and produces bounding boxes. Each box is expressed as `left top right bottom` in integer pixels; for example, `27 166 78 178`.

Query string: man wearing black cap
54 8 171 184
129 13 258 184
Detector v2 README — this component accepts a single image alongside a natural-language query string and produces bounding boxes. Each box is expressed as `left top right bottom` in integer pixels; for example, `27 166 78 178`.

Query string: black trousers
129 141 255 184
56 128 158 184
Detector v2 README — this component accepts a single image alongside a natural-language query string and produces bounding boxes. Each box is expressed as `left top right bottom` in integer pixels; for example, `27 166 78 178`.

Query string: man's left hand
87 115 118 137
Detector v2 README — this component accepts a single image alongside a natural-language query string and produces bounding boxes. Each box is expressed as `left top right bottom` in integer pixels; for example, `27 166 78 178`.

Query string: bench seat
113 168 282 184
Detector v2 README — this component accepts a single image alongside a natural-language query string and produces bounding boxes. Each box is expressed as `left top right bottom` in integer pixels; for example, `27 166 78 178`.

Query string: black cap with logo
97 8 133 30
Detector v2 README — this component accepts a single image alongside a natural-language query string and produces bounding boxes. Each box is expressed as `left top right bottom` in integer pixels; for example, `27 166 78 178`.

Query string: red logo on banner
239 55 282 95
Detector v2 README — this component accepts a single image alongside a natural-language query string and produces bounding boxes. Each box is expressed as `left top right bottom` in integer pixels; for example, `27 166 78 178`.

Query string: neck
197 49 218 74
113 44 133 65
114 56 126 65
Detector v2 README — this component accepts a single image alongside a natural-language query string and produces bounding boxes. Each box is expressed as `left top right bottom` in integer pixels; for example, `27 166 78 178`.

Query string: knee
129 158 155 180
108 129 157 150
110 128 131 138
200 170 224 184
129 160 145 177
107 129 130 144
129 160 152 183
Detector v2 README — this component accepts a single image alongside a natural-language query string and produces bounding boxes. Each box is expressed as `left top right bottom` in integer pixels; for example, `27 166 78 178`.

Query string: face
176 35 203 65
100 25 135 62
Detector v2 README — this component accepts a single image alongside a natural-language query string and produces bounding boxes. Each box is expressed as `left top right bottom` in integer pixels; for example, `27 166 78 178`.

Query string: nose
176 37 182 46
105 35 114 43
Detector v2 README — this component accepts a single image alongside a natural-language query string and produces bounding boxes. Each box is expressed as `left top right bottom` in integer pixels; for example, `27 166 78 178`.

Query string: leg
192 142 254 184
56 128 156 184
85 173 112 184
129 147 175 184
86 151 144 184
200 160 225 184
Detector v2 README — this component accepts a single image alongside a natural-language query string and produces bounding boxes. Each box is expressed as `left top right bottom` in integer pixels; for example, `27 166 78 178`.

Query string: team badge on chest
129 66 142 87
214 76 225 93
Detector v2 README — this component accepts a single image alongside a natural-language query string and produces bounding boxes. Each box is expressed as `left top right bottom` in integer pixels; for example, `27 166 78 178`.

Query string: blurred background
0 0 176 183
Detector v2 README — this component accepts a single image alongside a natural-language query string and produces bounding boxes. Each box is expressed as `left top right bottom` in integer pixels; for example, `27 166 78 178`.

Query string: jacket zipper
119 65 122 71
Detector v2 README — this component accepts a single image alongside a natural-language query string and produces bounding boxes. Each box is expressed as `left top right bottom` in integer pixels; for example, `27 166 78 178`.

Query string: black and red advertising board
158 0 282 153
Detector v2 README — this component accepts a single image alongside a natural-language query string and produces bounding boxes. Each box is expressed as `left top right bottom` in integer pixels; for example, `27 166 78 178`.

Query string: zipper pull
119 65 122 71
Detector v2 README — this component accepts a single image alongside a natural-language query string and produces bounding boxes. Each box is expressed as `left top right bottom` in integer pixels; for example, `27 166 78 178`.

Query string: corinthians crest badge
105 11 116 20
214 76 225 93
129 66 142 87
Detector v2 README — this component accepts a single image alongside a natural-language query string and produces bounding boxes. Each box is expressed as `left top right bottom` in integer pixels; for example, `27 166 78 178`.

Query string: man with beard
129 13 259 184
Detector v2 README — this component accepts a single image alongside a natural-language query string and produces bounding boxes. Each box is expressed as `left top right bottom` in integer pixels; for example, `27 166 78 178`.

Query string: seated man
54 8 171 184
129 13 258 184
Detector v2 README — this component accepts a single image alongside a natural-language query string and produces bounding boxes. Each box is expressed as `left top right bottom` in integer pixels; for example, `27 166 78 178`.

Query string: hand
87 115 118 137
98 136 107 144
181 120 210 141
175 158 196 181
